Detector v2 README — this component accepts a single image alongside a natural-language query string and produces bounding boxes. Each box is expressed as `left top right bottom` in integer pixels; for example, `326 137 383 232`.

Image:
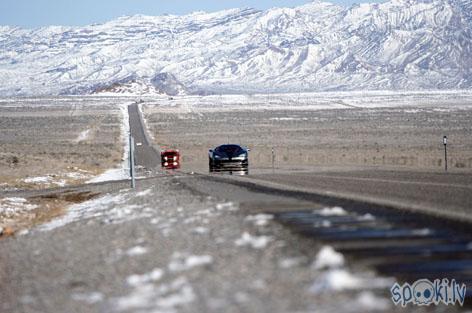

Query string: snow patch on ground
22 171 94 188
136 188 152 197
278 257 305 269
126 246 148 256
0 197 38 217
215 201 238 211
23 176 52 184
39 191 150 231
71 292 104 304
356 291 391 311
235 232 272 249
115 276 195 312
126 268 164 287
75 129 91 142
138 102 155 141
64 171 92 180
168 253 213 272
87 103 130 183
192 227 209 234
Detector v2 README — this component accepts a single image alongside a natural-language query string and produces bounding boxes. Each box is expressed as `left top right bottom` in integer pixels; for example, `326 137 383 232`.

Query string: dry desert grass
0 98 124 190
142 98 472 173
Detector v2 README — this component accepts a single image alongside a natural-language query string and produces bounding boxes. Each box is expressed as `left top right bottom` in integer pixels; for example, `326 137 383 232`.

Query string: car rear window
216 145 244 154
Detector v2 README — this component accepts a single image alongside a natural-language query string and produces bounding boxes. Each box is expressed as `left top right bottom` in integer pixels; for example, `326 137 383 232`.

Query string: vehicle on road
161 149 180 169
209 144 249 174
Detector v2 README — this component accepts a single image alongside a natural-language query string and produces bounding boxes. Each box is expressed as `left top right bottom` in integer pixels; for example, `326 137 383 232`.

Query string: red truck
161 149 181 169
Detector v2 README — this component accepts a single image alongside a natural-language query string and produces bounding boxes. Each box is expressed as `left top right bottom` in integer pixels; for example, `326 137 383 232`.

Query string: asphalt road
128 103 161 171
249 169 472 223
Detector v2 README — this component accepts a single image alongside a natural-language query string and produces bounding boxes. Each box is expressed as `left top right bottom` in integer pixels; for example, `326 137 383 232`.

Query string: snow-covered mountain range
0 0 471 96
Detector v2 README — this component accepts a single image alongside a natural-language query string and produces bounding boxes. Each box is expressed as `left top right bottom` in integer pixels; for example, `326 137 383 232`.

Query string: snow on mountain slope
0 0 470 96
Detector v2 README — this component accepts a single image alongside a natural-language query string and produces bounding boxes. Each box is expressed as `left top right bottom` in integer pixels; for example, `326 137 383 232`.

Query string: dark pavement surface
128 103 161 171
249 169 472 223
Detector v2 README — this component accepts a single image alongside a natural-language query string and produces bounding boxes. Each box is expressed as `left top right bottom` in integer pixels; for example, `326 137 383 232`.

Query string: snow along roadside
138 102 155 142
87 103 130 183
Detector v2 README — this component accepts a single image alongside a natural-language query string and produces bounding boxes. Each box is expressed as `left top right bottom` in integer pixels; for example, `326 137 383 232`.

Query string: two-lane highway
127 103 161 171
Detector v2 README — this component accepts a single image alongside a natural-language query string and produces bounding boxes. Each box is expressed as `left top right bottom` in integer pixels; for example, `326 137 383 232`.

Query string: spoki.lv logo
391 279 466 306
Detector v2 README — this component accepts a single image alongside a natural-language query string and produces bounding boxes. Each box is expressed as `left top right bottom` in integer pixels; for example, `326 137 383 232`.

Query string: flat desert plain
141 91 472 174
0 97 126 191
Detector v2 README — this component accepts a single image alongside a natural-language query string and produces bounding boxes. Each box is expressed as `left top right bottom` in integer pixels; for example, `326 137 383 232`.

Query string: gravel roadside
0 175 416 313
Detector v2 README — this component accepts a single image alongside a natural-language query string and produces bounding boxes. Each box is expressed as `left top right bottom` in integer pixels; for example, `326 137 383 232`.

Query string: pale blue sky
0 0 368 28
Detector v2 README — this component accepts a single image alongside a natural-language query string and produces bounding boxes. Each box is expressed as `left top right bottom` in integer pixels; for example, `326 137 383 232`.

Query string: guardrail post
443 136 448 172
130 135 136 188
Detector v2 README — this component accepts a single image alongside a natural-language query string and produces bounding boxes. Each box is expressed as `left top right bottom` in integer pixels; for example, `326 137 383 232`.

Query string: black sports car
209 144 249 173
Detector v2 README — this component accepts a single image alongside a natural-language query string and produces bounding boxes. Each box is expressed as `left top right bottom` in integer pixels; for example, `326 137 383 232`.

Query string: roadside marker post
271 147 275 173
130 135 136 188
443 135 448 172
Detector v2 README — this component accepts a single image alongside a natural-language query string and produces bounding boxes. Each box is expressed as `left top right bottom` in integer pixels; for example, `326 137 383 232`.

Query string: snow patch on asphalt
310 269 393 294
245 213 274 226
235 232 272 249
309 269 363 293
312 246 345 270
359 213 376 221
316 206 347 216
309 245 393 299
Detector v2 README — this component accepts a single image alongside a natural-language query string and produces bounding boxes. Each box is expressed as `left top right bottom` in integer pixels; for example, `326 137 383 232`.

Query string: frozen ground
1 176 418 313
0 97 131 190
0 96 132 232
87 102 131 183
